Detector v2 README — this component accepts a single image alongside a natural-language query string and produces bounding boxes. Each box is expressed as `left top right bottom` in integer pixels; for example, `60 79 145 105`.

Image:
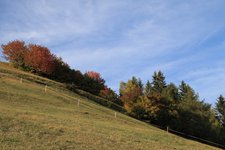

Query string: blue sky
1 0 225 104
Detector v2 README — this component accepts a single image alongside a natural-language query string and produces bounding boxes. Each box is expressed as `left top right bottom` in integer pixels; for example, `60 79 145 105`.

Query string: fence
73 89 126 113
141 120 225 149
0 72 224 149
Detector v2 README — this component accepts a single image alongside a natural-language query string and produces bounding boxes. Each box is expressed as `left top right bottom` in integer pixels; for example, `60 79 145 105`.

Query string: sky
1 0 225 105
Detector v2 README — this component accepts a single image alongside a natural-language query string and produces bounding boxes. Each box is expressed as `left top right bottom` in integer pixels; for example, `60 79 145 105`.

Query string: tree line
1 40 120 103
1 40 225 145
119 71 225 145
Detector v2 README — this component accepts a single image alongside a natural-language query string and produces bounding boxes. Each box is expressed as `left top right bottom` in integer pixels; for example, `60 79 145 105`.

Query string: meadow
0 62 220 149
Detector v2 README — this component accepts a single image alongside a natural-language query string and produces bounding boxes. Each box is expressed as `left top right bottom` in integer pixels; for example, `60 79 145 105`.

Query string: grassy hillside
0 62 220 150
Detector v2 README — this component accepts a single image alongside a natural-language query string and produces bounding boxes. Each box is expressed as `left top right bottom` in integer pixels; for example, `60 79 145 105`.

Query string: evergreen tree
131 76 138 85
179 81 198 101
138 78 144 91
215 95 225 127
145 83 179 127
160 84 180 126
152 71 166 93
164 83 180 102
179 81 188 99
131 76 143 90
176 98 219 143
144 80 152 96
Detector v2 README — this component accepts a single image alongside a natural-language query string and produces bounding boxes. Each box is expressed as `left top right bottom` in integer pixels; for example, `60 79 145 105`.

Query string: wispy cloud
182 68 225 102
1 0 225 104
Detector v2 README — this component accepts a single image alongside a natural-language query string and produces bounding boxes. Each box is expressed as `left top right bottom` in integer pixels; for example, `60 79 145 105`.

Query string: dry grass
0 62 220 150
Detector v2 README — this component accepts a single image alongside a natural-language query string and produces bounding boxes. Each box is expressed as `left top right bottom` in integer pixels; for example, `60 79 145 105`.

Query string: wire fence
140 120 225 149
0 73 224 149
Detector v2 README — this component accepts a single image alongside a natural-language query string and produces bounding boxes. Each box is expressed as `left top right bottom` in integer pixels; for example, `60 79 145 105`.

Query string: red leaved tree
1 40 27 67
83 71 105 95
24 44 55 75
100 86 122 105
85 71 105 85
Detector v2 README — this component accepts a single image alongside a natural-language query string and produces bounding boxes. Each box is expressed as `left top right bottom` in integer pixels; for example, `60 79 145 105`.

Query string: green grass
0 62 220 149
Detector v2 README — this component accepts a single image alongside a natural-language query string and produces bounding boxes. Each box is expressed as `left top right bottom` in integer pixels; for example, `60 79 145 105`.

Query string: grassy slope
0 62 219 150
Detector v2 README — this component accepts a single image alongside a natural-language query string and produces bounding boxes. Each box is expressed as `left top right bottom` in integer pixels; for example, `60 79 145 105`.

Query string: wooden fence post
77 99 80 107
45 85 47 92
7 89 10 100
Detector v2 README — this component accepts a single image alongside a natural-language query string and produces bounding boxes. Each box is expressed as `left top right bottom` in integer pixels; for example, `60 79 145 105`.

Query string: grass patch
0 62 220 150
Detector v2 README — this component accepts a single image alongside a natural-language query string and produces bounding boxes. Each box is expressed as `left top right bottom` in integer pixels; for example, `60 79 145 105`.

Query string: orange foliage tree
85 71 105 85
119 79 143 112
24 44 55 74
100 86 122 105
1 40 27 67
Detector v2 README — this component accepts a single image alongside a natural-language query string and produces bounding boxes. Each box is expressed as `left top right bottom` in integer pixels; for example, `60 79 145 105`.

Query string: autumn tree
82 71 105 95
100 86 115 100
118 73 223 145
24 44 55 75
85 71 105 85
119 77 143 112
100 86 122 106
1 40 27 67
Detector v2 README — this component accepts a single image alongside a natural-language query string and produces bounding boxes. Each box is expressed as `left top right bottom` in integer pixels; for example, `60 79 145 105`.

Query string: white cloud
1 0 225 103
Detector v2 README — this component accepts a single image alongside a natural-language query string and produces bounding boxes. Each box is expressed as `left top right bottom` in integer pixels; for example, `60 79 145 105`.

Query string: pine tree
179 81 198 101
131 76 138 85
137 78 143 90
163 83 179 102
152 71 166 93
144 80 152 96
215 95 225 127
179 81 188 98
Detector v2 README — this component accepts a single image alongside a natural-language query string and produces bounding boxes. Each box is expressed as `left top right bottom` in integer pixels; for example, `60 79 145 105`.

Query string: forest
1 40 225 145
